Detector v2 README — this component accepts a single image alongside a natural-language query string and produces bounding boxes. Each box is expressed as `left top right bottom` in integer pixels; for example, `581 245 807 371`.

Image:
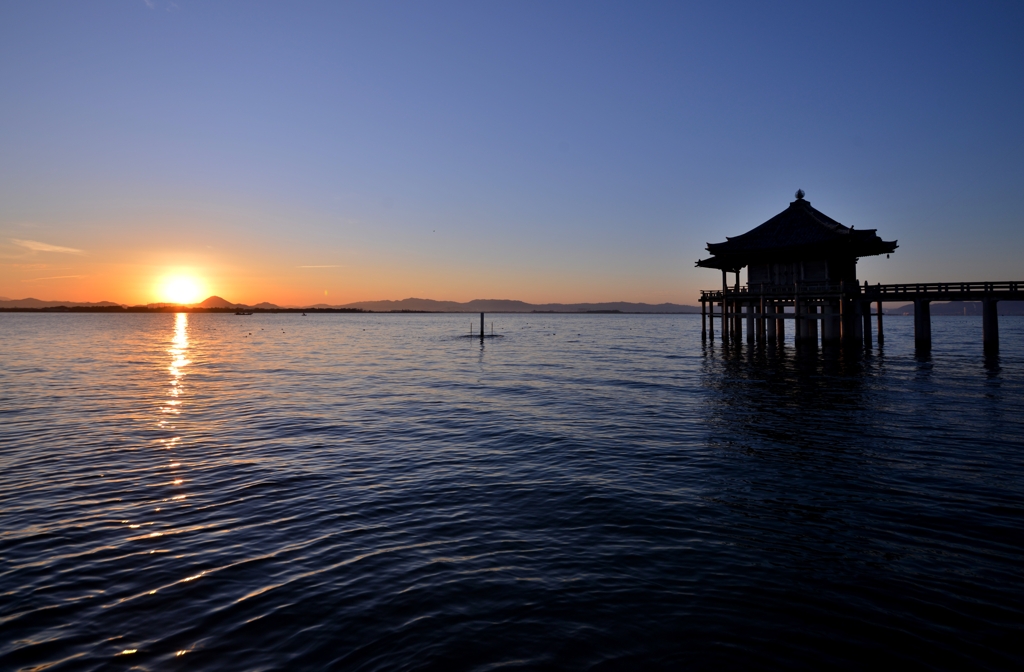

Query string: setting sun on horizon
156 273 208 305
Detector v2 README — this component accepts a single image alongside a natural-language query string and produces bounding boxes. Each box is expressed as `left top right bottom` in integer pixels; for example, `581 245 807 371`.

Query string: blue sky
1 1 1022 305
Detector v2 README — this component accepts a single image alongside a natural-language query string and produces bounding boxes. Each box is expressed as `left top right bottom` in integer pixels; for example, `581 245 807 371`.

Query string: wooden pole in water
480 312 485 339
746 301 755 343
758 290 766 343
721 270 728 343
839 280 847 346
701 299 707 340
794 282 802 342
876 300 884 344
734 272 741 341
777 302 785 343
862 301 872 348
709 298 714 340
983 297 999 354
862 282 872 348
913 299 931 351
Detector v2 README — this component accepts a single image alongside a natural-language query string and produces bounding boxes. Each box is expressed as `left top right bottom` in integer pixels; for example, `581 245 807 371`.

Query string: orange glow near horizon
156 273 207 305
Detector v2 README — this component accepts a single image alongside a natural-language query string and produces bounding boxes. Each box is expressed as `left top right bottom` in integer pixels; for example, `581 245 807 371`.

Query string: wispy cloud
298 265 343 268
23 275 85 282
12 239 84 254
142 0 156 8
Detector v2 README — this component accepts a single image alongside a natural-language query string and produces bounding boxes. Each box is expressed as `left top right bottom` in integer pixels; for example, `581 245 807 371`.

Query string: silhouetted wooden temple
697 190 1020 353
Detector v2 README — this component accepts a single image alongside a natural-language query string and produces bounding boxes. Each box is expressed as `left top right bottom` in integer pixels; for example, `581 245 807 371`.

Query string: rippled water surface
2 313 1023 670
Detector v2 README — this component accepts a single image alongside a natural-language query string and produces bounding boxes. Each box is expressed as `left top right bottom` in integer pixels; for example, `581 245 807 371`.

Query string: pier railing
863 281 1021 300
700 280 1022 302
700 281 846 300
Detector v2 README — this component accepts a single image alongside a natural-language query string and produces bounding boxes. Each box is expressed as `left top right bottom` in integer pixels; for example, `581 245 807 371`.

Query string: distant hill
142 295 269 309
0 298 123 309
198 295 240 309
333 298 700 313
3 294 699 313
887 301 1024 316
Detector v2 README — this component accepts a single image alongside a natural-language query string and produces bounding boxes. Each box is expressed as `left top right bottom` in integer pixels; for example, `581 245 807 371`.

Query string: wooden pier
699 280 1022 353
695 191 1020 354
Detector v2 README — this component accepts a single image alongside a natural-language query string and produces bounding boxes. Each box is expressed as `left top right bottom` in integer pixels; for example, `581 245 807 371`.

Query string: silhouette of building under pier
697 191 1020 353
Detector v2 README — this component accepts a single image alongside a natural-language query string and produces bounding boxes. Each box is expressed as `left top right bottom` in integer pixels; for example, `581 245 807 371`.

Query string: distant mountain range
0 298 124 309
323 298 700 313
0 295 700 313
5 296 1023 315
197 296 702 313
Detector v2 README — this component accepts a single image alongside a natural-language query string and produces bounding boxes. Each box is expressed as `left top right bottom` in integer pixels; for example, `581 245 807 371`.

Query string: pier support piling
983 298 999 353
876 300 884 344
853 300 863 344
701 300 707 340
822 303 837 343
862 301 872 348
914 300 931 351
757 294 766 343
721 271 728 343
733 274 741 341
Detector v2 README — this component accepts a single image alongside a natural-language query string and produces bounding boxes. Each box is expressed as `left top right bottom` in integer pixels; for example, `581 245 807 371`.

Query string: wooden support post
983 297 999 354
766 303 777 341
839 282 847 345
745 302 755 343
480 312 485 339
853 299 863 343
793 284 801 341
721 271 728 343
876 300 884 344
709 300 714 340
733 273 741 341
862 282 871 348
701 299 706 340
730 299 736 341
914 299 931 351
777 304 785 343
862 301 872 348
839 280 859 347
757 292 766 342
822 303 836 343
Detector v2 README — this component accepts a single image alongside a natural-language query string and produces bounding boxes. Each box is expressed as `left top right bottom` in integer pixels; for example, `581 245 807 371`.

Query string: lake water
2 313 1022 670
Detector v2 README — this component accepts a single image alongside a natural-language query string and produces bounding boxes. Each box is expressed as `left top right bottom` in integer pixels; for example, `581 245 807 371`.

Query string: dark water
2 313 1022 670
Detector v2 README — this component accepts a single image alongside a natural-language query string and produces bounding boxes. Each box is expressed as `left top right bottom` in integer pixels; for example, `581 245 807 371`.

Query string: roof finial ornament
795 188 805 200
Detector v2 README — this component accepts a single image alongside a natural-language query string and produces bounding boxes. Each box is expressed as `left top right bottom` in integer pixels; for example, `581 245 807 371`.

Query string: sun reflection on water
168 313 190 396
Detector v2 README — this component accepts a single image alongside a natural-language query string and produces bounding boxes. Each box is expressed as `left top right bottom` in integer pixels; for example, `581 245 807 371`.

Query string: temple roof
695 194 898 271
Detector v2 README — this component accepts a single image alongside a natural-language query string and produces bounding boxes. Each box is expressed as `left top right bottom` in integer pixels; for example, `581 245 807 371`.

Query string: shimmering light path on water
1 313 1022 670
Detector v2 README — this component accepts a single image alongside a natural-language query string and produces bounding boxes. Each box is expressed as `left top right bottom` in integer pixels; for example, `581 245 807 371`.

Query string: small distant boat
302 312 307 316
235 311 253 316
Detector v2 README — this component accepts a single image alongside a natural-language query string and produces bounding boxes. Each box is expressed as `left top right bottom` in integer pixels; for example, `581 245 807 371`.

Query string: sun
158 274 205 305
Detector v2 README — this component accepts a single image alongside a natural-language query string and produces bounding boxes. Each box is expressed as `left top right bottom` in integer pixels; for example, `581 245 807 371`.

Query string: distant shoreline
4 299 1020 315
0 307 699 314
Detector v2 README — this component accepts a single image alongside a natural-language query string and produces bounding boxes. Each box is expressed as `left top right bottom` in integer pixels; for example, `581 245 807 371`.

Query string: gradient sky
1 1 1022 306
